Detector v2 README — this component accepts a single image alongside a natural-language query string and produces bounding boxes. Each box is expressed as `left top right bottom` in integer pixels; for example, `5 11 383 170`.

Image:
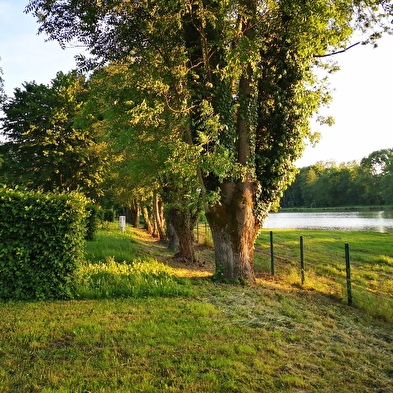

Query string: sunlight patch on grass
169 266 213 279
76 257 192 299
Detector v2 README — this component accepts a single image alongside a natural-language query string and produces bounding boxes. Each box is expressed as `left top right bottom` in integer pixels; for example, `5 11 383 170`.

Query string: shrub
103 209 115 222
85 203 101 241
0 187 89 300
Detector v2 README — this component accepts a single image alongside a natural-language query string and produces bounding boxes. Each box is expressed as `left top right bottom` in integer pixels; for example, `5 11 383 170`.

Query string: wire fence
194 221 213 247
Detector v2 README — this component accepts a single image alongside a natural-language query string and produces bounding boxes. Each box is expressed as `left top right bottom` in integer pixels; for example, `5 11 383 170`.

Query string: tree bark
206 179 259 283
142 205 154 235
129 199 140 228
153 191 166 240
167 207 196 263
166 220 179 251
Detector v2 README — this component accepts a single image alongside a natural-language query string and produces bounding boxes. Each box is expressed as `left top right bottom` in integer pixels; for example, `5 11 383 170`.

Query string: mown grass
0 223 392 392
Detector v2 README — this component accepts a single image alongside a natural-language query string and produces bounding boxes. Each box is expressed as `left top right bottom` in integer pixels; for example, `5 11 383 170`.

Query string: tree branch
315 42 360 58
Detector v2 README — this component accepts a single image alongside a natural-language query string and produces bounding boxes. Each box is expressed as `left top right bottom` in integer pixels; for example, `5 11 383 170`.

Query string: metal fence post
270 231 275 276
300 236 305 285
345 243 353 306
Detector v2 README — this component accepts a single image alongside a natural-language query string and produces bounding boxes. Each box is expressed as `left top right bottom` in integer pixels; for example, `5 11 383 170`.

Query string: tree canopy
25 0 393 282
0 71 109 199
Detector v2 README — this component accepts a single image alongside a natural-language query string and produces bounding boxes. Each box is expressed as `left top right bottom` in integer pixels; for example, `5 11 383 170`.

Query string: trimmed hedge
0 187 89 300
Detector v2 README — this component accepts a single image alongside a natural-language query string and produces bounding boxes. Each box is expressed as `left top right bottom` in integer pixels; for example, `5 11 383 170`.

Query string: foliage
24 0 389 211
84 60 203 259
84 62 194 194
282 149 393 208
85 203 101 241
103 208 115 222
0 187 89 300
0 71 109 199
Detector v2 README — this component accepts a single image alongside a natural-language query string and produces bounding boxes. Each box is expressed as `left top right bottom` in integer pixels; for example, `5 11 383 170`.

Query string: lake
263 211 393 233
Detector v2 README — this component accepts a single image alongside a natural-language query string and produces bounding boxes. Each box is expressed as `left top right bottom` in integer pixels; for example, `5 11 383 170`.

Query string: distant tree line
281 149 393 208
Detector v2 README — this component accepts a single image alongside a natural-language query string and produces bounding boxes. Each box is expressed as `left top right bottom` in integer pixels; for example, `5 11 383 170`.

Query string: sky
1 0 393 168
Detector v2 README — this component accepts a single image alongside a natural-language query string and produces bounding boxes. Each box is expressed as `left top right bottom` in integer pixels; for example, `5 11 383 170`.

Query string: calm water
264 211 393 233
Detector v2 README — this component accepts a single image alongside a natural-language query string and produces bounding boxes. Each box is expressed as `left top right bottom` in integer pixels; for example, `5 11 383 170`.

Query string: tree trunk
129 199 140 228
142 206 154 235
167 207 196 263
205 179 259 283
166 220 179 251
153 191 166 240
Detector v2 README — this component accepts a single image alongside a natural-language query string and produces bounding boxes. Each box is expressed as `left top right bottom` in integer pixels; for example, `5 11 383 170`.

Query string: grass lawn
0 223 392 392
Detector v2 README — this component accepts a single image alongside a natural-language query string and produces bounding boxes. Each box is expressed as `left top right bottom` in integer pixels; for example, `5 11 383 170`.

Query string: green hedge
0 187 89 300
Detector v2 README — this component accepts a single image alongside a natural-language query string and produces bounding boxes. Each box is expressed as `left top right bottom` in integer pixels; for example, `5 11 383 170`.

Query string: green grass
0 224 392 392
84 225 143 264
255 229 393 322
81 223 192 299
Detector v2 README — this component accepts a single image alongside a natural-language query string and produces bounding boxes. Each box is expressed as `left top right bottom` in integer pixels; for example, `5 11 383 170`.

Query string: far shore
278 205 393 212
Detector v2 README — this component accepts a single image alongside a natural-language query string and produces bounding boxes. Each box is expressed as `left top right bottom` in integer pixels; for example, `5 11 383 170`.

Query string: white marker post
119 216 126 232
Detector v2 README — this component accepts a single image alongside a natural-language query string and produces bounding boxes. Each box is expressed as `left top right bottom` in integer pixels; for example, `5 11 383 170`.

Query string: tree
0 71 109 199
26 0 393 282
361 148 393 204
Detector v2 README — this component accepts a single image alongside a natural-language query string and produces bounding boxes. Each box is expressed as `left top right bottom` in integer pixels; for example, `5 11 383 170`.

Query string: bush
85 203 101 241
0 187 89 300
103 209 115 222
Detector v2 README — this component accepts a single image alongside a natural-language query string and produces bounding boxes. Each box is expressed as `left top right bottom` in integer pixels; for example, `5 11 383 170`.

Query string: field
0 223 392 392
255 229 393 321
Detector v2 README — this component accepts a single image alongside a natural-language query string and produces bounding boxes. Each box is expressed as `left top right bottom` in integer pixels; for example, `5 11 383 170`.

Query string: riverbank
0 224 392 392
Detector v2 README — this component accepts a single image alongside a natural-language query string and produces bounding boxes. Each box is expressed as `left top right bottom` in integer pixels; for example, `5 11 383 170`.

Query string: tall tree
0 71 108 198
26 0 393 282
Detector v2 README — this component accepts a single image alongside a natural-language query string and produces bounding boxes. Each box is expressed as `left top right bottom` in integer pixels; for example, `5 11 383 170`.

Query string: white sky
1 0 393 167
